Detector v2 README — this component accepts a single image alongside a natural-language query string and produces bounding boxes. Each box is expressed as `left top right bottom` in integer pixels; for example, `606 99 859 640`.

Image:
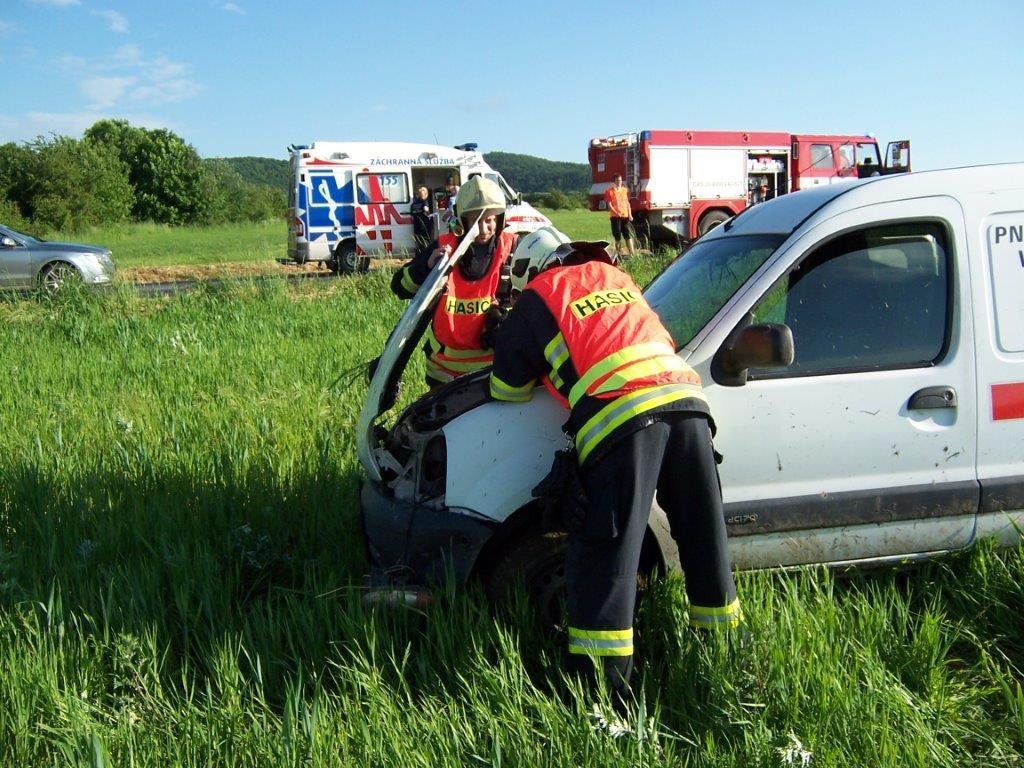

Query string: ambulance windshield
645 234 784 348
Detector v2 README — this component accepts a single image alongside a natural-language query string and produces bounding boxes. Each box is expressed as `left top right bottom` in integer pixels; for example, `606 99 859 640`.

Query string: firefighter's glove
480 304 508 351
532 449 588 533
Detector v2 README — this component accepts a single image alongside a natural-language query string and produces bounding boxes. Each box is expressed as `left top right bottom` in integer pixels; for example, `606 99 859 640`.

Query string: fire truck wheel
698 210 730 237
333 242 358 275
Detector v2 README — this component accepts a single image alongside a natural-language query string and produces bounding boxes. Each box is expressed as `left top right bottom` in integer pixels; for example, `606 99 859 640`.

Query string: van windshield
644 234 784 348
485 172 517 202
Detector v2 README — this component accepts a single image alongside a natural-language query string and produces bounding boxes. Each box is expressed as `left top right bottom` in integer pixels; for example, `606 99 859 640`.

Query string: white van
357 163 1024 605
286 141 551 274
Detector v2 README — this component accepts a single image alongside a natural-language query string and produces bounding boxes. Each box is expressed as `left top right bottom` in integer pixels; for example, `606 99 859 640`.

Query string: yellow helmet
455 176 506 227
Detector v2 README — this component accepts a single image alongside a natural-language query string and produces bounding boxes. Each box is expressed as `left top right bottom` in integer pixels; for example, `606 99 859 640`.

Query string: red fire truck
588 130 911 244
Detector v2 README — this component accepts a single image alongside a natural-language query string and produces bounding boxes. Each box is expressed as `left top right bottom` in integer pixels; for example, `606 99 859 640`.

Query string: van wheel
332 242 359 275
698 210 730 237
485 531 568 630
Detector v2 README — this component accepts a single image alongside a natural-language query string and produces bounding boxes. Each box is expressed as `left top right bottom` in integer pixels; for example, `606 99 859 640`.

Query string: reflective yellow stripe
544 333 570 370
576 384 708 463
433 356 492 373
442 346 491 360
590 356 692 397
569 342 676 405
424 327 442 355
569 628 632 640
568 627 633 657
425 360 458 383
490 374 534 402
689 598 742 629
400 266 419 294
549 368 565 391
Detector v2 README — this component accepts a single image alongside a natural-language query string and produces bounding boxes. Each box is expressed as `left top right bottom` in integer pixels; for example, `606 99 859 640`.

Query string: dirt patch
119 257 410 284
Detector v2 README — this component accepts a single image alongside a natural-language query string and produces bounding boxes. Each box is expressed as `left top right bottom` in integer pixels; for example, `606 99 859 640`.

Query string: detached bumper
361 480 497 586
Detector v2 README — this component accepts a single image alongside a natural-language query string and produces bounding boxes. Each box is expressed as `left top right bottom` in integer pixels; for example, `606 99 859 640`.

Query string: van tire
698 210 730 237
484 530 568 629
332 242 359 275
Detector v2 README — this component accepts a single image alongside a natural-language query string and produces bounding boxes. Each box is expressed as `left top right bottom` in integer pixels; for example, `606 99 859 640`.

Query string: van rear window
357 173 410 204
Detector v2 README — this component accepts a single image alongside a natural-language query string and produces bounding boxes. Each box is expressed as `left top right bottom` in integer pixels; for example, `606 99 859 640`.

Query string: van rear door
704 196 978 567
354 171 414 256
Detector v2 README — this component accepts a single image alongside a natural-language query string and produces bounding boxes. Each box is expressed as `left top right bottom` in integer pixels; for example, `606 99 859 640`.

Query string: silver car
0 224 116 292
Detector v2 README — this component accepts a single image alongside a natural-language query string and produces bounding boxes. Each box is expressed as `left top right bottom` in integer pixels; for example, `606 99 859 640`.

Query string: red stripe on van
992 383 1024 420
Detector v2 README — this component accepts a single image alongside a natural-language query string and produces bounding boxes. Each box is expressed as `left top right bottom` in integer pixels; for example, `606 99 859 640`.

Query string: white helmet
509 226 572 294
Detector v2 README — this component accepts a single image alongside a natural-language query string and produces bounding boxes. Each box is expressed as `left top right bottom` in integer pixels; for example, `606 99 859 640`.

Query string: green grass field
48 209 628 274
0 272 1021 766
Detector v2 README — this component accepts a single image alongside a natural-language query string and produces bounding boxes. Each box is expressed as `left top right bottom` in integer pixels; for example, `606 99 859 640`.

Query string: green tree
0 141 35 217
86 119 210 224
26 135 133 232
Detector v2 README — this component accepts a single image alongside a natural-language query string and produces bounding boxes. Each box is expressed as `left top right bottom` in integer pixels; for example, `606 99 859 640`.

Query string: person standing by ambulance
410 185 435 249
488 239 740 710
603 174 637 259
391 176 517 387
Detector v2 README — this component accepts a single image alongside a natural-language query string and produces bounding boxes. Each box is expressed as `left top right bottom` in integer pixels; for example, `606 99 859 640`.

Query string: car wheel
485 530 568 630
40 261 81 293
333 242 359 275
698 210 730 237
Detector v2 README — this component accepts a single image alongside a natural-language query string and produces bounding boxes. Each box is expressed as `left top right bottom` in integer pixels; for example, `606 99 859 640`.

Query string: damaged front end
361 373 499 586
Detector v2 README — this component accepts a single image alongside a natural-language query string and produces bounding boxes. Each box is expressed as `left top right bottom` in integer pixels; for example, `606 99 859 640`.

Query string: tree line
0 119 285 234
0 124 595 234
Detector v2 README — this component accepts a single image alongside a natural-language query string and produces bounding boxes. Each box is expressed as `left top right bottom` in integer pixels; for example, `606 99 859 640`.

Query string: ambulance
357 162 1024 613
286 141 551 273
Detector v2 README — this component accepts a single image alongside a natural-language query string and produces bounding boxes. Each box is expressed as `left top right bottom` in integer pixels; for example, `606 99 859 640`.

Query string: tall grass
0 272 1021 765
45 220 283 268
44 209 632 273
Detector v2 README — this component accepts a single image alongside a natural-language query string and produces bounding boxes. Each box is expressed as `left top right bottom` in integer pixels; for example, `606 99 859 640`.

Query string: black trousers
565 412 739 698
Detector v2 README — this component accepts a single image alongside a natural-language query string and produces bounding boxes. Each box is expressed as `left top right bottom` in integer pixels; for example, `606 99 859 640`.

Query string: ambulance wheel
698 210 730 237
485 531 568 630
333 242 359 275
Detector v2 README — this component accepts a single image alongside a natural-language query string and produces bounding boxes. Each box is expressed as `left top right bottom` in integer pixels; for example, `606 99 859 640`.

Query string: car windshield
644 234 784 348
2 226 41 244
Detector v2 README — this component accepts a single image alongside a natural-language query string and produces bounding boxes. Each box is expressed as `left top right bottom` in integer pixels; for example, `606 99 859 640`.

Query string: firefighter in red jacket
391 176 517 387
489 239 740 707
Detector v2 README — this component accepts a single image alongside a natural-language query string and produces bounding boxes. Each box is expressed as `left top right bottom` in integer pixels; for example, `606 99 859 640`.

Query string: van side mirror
0 236 16 248
712 315 794 387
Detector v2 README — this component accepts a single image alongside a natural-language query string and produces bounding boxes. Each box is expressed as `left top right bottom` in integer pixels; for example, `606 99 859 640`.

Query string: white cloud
4 111 176 142
81 76 137 109
57 54 89 70
113 43 142 63
29 0 81 6
57 46 203 110
93 10 129 34
222 3 245 14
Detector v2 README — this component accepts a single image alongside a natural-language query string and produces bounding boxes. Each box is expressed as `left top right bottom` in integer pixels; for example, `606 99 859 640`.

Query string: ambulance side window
748 222 950 378
356 173 410 204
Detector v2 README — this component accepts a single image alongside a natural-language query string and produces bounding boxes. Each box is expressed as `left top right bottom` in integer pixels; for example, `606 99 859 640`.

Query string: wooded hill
216 152 591 195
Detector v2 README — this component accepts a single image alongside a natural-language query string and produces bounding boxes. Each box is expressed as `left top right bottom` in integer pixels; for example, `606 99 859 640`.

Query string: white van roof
296 141 488 168
714 162 1024 239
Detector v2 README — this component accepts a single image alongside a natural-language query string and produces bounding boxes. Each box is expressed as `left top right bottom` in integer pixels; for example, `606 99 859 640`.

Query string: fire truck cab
588 130 911 245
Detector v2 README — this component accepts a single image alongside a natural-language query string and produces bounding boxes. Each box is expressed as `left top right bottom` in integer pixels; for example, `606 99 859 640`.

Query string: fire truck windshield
644 234 784 348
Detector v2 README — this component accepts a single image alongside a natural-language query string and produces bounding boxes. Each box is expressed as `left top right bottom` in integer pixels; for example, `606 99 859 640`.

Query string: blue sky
1 0 1022 170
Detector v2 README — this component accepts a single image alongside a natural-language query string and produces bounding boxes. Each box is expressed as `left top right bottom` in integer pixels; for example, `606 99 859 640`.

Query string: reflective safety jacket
424 230 517 385
489 260 711 464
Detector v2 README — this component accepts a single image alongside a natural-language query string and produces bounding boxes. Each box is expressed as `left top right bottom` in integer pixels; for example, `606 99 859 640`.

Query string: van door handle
908 386 957 410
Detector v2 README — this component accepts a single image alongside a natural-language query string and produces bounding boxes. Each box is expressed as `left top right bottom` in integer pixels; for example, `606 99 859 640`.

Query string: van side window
749 222 950 377
356 173 410 204
809 143 835 170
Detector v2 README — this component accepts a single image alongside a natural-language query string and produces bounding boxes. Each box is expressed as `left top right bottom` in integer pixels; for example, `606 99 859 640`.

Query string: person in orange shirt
603 174 637 258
